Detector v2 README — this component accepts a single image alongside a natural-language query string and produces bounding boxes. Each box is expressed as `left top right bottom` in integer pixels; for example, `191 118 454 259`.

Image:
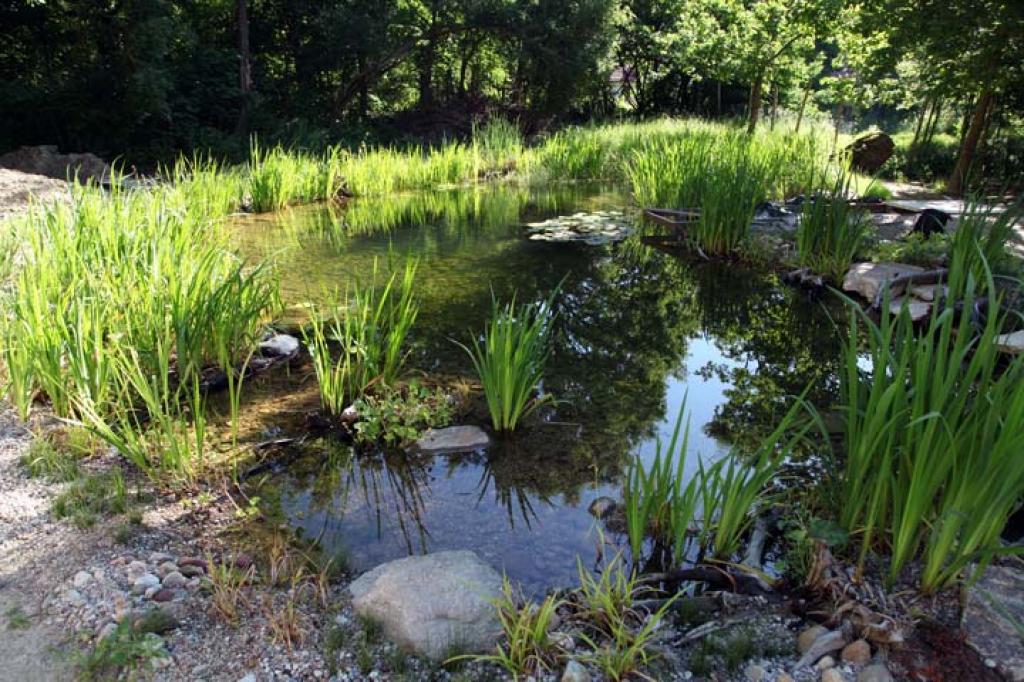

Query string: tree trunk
746 74 763 134
911 96 929 148
234 0 253 139
948 88 993 196
716 81 722 117
417 39 436 110
770 83 779 130
794 87 810 133
923 98 942 145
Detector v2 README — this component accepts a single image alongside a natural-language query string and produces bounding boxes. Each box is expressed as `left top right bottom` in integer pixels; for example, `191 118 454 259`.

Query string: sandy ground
0 168 70 223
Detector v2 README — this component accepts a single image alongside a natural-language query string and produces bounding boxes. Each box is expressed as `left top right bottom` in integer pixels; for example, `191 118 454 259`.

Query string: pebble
856 664 893 682
237 674 256 682
157 561 179 578
841 639 871 665
132 573 160 595
745 663 766 681
562 660 591 682
65 589 85 607
127 560 148 576
151 589 175 602
162 571 187 589
149 552 174 564
180 564 205 578
72 570 92 588
97 622 118 640
822 669 845 682
816 655 836 670
778 674 795 682
798 625 829 653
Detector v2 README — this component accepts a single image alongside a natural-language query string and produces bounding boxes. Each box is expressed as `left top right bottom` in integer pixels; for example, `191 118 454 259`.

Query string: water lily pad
524 210 631 245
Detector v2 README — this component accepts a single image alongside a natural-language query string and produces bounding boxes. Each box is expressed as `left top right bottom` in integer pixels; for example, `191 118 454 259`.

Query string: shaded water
231 183 845 592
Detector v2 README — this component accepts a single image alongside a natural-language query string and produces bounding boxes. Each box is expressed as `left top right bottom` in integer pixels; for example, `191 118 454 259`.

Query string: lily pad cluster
524 210 632 245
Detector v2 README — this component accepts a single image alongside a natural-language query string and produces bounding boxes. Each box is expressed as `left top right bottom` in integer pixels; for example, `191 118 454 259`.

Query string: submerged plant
458 290 556 433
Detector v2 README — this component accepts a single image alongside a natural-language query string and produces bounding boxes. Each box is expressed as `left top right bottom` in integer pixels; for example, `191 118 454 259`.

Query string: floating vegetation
524 210 632 245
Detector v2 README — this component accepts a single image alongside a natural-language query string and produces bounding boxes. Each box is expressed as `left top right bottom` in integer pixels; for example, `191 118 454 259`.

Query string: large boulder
0 145 111 184
846 132 895 174
842 261 925 301
349 550 503 659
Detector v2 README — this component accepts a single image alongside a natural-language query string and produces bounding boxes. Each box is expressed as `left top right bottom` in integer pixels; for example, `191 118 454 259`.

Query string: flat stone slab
349 550 503 659
963 565 1024 681
889 297 932 322
995 330 1024 355
414 425 490 453
842 262 925 301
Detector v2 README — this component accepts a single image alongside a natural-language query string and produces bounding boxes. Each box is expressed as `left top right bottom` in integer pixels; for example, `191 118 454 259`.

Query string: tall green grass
304 259 419 414
834 266 1024 591
0 179 277 478
795 170 871 282
458 291 556 433
624 397 812 566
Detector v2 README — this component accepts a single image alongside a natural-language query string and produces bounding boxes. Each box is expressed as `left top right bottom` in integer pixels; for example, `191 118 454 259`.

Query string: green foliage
20 434 82 482
946 198 1022 299
869 232 949 268
5 606 30 631
352 382 454 447
75 619 167 681
575 554 676 681
834 268 1024 591
796 170 872 282
456 577 564 677
52 469 129 529
305 259 419 414
458 291 556 433
248 140 345 212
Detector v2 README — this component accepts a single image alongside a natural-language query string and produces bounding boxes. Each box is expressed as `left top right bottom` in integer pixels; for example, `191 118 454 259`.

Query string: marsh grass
52 468 129 528
624 397 812 565
75 619 167 681
456 577 563 676
457 290 556 433
305 259 419 413
835 265 1024 591
796 170 872 282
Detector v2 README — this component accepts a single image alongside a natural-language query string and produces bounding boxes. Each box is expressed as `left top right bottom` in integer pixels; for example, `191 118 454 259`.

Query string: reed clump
834 268 1024 592
795 169 872 282
457 291 556 434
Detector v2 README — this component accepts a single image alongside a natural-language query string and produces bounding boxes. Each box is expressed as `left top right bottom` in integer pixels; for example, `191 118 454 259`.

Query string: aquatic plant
352 381 454 447
1 180 276 427
795 170 872 282
248 140 343 212
305 259 419 413
835 266 1024 591
946 196 1022 299
458 291 556 433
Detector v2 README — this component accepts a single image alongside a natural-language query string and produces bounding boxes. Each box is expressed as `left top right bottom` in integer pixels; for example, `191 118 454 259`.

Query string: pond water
231 182 845 593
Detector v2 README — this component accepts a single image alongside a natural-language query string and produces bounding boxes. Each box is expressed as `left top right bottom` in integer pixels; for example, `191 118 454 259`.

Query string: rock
178 557 207 570
587 497 617 520
151 589 175 603
349 550 503 659
64 589 85 607
816 656 835 670
842 262 925 301
798 625 830 654
846 132 895 174
995 330 1024 355
745 663 766 681
963 564 1024 681
232 554 253 571
796 629 846 669
856 664 893 682
162 571 187 589
778 675 795 682
414 426 490 454
821 669 845 682
562 660 591 682
259 333 300 358
98 622 118 640
72 570 92 588
0 145 111 184
889 297 931 322
149 552 174 564
911 208 951 238
157 561 179 578
237 674 256 682
127 560 149 577
132 573 161 595
841 639 871 665
910 284 939 302
180 564 206 578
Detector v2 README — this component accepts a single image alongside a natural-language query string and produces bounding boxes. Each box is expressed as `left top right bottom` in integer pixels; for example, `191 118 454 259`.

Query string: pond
231 182 846 594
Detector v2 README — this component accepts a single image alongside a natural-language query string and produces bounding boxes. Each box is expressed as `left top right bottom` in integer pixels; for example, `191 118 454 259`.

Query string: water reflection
234 183 843 592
